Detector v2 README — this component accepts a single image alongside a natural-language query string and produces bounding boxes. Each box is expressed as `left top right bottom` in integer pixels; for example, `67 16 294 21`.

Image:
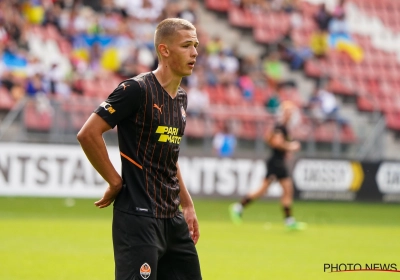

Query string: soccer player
229 102 305 230
77 18 202 280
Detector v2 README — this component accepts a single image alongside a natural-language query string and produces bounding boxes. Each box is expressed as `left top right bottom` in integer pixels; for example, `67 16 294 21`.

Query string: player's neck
153 66 182 99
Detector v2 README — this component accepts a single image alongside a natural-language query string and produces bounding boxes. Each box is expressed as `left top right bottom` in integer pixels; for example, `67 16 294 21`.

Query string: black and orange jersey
94 72 187 218
270 124 290 160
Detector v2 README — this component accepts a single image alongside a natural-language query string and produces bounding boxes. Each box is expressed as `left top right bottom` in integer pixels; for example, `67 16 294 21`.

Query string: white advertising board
0 143 281 198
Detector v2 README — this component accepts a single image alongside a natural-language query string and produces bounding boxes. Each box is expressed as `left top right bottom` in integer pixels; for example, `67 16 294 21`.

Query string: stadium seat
186 117 208 138
23 101 53 132
229 6 254 28
279 87 303 107
205 0 230 12
357 95 376 112
386 112 400 131
342 126 357 143
253 26 282 44
327 78 355 96
304 60 323 78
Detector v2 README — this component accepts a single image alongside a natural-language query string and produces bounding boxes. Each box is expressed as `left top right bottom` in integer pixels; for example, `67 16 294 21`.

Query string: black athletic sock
240 197 253 207
283 206 292 219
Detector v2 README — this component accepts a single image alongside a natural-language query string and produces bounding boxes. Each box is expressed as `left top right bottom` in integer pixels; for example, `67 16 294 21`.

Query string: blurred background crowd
0 0 399 159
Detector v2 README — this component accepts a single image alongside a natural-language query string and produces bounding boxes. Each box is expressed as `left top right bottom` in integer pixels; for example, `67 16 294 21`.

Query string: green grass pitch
1 197 400 280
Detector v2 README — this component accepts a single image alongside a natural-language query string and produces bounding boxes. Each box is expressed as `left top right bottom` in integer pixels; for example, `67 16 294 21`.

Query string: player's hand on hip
182 206 200 245
94 183 123 208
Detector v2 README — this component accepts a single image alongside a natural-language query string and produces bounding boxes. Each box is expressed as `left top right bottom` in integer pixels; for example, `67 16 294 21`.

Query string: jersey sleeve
183 91 188 111
94 80 142 128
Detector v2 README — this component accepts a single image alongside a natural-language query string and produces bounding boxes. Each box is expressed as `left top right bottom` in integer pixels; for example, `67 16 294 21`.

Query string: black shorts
112 209 202 280
265 157 289 179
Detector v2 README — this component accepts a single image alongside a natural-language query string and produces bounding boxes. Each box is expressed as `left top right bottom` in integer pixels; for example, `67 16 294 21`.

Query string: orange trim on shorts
120 152 142 169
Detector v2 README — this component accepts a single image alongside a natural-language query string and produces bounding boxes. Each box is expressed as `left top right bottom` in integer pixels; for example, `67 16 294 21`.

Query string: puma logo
153 104 163 114
120 83 130 90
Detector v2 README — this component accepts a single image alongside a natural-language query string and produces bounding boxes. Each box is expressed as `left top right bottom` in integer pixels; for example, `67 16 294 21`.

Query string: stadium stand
7 0 400 149
207 0 398 137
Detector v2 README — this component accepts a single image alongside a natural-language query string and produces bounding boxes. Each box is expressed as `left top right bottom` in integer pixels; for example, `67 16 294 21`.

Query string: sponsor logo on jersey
140 263 151 279
155 126 181 144
136 207 149 212
100 102 116 114
153 104 163 114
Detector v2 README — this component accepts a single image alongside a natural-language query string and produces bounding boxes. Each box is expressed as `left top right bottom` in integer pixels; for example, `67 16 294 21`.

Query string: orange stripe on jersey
120 152 143 169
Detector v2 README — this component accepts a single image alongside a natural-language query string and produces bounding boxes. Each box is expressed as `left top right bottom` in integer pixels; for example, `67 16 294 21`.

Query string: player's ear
158 44 169 57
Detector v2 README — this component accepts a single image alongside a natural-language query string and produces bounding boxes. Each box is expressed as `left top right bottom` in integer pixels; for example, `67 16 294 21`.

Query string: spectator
278 41 313 70
221 49 240 75
306 84 347 126
186 82 210 119
310 27 329 59
114 0 166 21
265 92 280 114
238 73 254 100
177 1 198 24
206 36 223 55
328 8 363 62
44 63 71 98
43 2 63 33
262 51 296 90
313 3 331 32
213 124 237 158
0 70 15 92
263 51 284 92
328 9 351 48
26 74 45 98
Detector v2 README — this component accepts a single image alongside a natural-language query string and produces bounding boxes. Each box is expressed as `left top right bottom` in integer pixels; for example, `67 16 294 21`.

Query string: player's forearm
269 140 298 152
77 133 122 188
283 142 298 152
176 162 194 208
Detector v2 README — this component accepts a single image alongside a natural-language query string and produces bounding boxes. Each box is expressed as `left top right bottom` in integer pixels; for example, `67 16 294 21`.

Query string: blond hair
154 18 196 59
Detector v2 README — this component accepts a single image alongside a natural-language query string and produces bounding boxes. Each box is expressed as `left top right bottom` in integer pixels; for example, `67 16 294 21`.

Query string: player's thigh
112 210 163 280
157 214 202 280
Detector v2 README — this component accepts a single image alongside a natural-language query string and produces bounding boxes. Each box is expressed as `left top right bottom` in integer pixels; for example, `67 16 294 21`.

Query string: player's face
168 29 199 77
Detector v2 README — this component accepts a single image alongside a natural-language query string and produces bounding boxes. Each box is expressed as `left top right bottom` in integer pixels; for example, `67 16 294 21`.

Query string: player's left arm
176 161 200 245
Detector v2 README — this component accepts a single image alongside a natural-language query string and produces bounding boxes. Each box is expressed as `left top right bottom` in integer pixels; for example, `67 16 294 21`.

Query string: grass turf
1 197 400 279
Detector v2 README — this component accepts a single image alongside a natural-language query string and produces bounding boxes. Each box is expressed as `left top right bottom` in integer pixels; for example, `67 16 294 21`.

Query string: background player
229 101 306 230
77 18 202 280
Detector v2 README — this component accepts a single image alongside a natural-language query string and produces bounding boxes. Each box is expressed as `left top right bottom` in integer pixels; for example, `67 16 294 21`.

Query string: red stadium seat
357 95 376 112
205 0 230 12
386 112 400 131
341 124 357 143
304 60 323 78
312 124 332 143
23 101 53 132
253 26 282 44
185 117 206 138
327 78 355 96
229 6 254 28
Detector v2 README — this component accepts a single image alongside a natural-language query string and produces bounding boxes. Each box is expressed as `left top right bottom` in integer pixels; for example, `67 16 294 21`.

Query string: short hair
154 18 196 59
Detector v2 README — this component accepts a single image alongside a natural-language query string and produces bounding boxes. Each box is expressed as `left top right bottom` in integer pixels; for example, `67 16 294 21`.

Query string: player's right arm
77 80 142 208
77 113 122 208
265 129 300 152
